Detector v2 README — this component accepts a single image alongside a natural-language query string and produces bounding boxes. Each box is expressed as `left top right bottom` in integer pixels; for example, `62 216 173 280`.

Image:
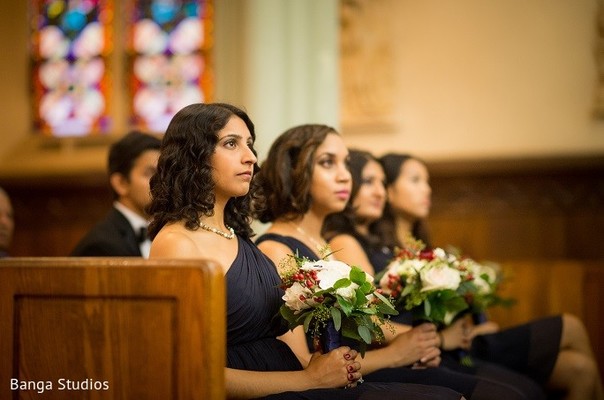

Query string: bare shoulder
257 239 295 267
150 225 199 259
329 233 363 253
328 233 375 275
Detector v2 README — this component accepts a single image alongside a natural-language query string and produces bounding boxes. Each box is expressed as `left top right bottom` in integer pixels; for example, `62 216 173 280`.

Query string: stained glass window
128 0 212 133
30 0 113 137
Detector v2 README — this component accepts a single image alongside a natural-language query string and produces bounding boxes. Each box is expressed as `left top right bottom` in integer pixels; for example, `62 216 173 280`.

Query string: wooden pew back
488 259 604 381
0 257 225 400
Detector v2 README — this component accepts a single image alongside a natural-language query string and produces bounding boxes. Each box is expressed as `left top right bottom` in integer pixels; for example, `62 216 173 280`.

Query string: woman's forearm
226 367 314 399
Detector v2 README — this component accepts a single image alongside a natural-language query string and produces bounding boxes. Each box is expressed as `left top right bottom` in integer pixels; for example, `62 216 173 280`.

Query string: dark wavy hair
323 149 382 247
147 103 258 240
252 124 338 223
374 153 432 249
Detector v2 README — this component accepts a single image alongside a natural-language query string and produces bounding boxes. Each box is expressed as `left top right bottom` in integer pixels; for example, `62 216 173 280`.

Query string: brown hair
252 124 338 223
376 153 432 249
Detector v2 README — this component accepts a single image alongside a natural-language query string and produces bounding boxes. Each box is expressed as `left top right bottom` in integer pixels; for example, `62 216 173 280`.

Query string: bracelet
437 331 444 349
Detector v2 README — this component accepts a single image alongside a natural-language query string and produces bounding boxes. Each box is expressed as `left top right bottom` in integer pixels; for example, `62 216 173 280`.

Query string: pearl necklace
290 222 333 260
199 221 235 240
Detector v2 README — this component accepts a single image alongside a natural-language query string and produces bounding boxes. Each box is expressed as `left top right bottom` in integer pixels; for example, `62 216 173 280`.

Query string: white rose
477 264 498 284
335 283 359 301
301 260 371 301
462 260 497 293
304 260 351 290
401 259 425 273
473 263 497 294
432 247 448 260
282 282 313 312
472 275 491 294
420 265 462 292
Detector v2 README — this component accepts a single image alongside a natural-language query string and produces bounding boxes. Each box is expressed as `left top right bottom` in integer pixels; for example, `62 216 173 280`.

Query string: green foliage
279 256 398 356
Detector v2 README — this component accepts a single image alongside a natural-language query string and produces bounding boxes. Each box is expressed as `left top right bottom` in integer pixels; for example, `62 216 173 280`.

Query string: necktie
137 227 148 243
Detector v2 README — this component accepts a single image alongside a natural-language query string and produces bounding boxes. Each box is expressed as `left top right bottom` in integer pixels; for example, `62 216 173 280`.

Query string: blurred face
352 159 386 223
387 158 431 220
114 149 160 218
211 116 257 201
309 133 352 217
0 190 14 252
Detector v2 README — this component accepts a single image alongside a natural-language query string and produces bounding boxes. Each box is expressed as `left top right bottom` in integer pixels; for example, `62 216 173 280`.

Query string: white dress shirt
113 202 151 258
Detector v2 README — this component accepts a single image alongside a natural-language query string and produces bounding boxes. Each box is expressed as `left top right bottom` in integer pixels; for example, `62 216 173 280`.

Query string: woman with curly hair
147 103 463 400
253 125 542 400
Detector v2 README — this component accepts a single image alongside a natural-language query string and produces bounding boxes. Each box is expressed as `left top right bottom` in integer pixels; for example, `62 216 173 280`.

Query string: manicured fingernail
348 365 354 372
348 373 354 381
344 354 351 360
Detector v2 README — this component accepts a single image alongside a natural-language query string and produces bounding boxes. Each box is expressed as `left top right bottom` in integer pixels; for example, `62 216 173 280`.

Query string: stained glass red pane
127 0 213 133
30 0 113 137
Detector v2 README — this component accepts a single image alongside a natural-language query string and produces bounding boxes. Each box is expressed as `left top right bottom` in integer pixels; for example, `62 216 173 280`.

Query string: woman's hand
387 322 441 367
303 346 361 389
468 321 500 340
440 317 472 351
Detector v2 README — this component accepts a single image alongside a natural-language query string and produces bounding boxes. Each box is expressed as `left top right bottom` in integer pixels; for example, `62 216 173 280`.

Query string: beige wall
1 0 603 179
342 0 604 161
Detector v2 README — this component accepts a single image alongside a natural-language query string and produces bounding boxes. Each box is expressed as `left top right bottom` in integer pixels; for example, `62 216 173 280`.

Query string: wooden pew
0 258 225 400
487 259 604 382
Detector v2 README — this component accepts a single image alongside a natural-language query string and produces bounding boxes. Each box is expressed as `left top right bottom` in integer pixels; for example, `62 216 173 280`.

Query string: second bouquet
377 244 469 327
278 253 398 356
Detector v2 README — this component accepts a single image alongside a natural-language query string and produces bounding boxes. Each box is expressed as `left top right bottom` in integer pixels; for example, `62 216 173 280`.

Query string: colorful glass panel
128 0 212 133
30 0 113 136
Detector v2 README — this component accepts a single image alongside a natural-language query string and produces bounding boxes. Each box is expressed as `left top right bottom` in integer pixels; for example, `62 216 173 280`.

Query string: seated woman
146 103 463 400
252 125 542 400
363 152 602 400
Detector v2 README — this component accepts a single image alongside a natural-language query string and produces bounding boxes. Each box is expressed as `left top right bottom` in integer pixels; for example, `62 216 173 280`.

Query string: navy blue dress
255 233 545 400
226 235 462 400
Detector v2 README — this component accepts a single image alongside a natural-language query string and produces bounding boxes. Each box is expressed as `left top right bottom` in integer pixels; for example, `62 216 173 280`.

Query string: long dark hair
252 124 338 223
323 149 383 249
147 103 258 239
375 153 432 249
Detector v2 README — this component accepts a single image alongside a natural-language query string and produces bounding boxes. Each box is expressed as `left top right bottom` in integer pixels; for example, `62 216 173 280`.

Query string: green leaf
356 341 368 357
330 307 342 331
376 301 399 315
358 325 372 344
349 266 366 285
303 311 314 333
359 281 373 294
354 288 367 306
333 278 352 289
446 296 469 314
374 291 398 314
401 285 414 296
337 296 353 316
424 298 432 316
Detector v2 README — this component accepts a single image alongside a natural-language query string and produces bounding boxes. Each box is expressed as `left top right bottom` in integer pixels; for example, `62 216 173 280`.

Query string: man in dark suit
71 131 161 257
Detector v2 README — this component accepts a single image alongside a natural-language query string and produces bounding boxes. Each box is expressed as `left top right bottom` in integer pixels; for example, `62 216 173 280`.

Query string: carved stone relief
340 0 397 133
594 0 604 116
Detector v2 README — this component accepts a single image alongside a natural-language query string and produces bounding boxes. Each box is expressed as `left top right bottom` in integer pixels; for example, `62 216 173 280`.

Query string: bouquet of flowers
378 237 512 326
278 252 398 356
452 252 514 318
378 243 468 326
